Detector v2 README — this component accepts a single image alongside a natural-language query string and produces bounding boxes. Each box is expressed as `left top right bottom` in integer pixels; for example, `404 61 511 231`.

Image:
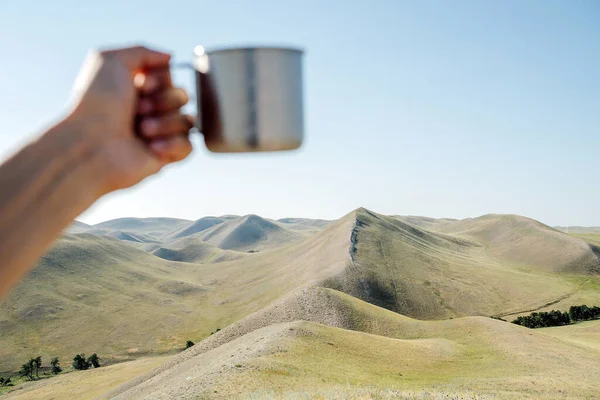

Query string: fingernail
150 139 170 153
141 118 160 135
177 88 189 104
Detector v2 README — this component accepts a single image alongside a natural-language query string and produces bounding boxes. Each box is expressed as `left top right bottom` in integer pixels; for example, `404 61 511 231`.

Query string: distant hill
555 226 600 234
65 220 91 234
165 217 227 239
152 237 246 263
92 217 191 238
194 214 305 251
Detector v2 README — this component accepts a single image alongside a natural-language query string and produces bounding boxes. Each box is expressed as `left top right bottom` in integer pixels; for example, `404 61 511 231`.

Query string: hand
66 45 194 194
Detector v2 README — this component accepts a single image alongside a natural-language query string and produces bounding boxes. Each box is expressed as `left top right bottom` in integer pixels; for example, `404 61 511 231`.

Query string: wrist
39 114 112 202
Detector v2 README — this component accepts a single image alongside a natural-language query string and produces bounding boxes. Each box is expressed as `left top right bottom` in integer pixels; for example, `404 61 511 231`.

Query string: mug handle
171 62 202 133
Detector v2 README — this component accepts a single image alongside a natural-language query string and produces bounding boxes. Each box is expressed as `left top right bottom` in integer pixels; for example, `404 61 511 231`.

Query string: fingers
150 135 193 163
138 87 189 115
101 45 171 71
140 114 194 137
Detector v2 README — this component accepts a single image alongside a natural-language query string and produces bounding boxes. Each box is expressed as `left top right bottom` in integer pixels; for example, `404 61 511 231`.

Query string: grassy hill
323 209 600 319
165 217 227 239
2 209 600 398
192 214 305 251
0 214 355 372
103 289 600 399
151 237 247 263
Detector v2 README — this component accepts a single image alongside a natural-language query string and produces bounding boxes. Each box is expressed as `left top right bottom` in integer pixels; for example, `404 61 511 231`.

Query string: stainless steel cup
190 45 304 153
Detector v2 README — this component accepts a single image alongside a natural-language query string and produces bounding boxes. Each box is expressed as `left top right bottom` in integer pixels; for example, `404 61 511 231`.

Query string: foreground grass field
2 356 170 399
100 289 600 399
3 290 600 399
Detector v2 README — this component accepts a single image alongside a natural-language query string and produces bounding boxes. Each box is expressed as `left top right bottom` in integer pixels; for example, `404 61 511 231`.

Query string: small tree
185 340 195 349
0 377 12 386
72 354 90 370
34 356 42 377
19 362 34 380
50 357 62 374
87 353 100 368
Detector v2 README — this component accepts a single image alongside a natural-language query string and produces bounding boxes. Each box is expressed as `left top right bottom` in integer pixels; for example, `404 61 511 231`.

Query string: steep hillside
195 214 304 251
323 209 600 319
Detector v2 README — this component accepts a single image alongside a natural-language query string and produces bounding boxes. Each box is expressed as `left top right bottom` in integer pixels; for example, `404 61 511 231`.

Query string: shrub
0 377 12 386
19 361 34 380
72 354 90 370
51 357 62 374
512 304 600 329
87 353 100 368
185 340 195 349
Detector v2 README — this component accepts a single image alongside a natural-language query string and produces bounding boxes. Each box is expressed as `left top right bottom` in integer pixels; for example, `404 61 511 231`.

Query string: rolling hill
0 214 355 372
103 289 600 399
191 214 305 251
165 217 227 239
151 237 247 263
2 208 600 398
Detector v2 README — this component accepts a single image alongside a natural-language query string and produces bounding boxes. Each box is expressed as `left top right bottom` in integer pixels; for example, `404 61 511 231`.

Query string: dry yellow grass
539 319 600 351
103 290 600 399
3 208 600 399
2 356 170 400
0 214 354 371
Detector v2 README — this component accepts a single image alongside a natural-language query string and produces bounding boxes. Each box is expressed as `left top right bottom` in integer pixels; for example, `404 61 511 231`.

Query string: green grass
569 232 600 247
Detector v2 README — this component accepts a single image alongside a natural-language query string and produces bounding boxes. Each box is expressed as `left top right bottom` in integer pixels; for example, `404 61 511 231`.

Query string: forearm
0 117 106 298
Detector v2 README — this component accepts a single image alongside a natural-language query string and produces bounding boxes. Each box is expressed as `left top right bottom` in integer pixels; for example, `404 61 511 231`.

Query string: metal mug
178 45 304 153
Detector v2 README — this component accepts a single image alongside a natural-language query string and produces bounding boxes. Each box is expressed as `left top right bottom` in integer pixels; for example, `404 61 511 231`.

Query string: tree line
512 305 600 328
6 353 101 383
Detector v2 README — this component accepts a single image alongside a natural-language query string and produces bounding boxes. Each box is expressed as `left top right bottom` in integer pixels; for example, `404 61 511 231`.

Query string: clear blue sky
1 1 598 225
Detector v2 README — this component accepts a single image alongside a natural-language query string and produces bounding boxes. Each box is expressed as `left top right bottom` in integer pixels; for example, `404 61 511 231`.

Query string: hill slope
323 209 600 319
0 214 355 372
152 237 246 263
165 217 227 240
105 290 600 399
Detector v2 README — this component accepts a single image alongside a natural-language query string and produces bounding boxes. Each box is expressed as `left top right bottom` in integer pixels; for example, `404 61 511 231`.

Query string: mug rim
200 45 304 55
